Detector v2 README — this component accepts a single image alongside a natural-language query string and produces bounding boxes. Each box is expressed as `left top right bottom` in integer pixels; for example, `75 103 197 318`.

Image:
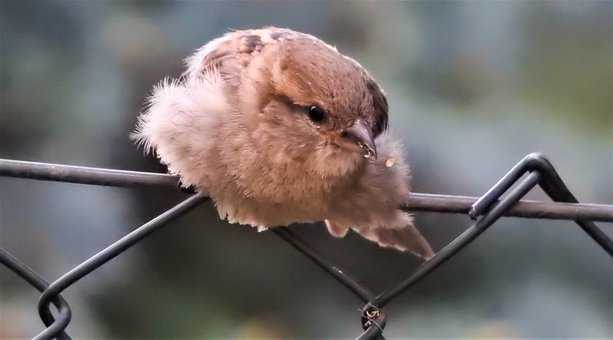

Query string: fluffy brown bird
133 27 434 259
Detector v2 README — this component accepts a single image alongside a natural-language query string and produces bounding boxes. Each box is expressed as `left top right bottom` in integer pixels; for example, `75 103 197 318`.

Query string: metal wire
2 158 613 222
35 193 208 340
0 249 71 340
0 153 611 339
375 172 542 307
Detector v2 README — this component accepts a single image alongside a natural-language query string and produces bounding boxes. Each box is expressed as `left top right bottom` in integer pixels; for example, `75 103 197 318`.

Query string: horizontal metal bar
1 158 612 223
404 193 613 222
0 158 177 188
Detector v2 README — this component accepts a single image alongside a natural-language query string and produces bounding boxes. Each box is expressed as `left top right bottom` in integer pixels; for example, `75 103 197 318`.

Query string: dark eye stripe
367 80 389 137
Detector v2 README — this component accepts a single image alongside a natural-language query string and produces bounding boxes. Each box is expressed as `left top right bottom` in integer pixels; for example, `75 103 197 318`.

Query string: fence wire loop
359 303 386 340
0 153 612 340
360 303 386 330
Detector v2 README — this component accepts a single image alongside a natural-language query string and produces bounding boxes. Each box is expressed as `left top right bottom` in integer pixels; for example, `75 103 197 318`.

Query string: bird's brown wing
188 27 297 85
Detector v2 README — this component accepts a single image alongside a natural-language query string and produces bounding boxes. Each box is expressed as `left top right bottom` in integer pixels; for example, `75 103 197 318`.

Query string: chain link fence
1 153 612 339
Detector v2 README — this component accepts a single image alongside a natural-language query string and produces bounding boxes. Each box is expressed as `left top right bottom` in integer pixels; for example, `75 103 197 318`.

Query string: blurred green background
1 1 612 339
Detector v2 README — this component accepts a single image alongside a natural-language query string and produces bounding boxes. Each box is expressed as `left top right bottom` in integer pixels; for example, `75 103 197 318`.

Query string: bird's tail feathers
354 222 435 260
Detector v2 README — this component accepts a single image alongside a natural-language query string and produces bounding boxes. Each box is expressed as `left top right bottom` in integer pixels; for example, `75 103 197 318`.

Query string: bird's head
241 34 389 177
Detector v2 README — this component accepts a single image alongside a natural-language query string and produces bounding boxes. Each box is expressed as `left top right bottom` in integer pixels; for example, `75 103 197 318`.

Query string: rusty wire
1 153 612 339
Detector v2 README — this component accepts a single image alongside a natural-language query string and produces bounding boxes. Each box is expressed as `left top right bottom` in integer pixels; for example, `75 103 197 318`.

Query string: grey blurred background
1 1 612 339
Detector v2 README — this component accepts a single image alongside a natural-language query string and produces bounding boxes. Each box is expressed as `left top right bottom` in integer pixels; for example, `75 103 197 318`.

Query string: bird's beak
341 119 377 160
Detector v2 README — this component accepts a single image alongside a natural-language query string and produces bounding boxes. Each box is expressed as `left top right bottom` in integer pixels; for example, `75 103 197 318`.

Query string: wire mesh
1 153 612 339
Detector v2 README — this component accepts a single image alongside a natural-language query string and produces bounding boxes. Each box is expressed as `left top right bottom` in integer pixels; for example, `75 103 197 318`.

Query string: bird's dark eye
307 105 326 123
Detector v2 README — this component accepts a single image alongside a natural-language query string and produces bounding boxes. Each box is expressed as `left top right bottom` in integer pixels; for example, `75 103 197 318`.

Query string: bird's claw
177 179 197 194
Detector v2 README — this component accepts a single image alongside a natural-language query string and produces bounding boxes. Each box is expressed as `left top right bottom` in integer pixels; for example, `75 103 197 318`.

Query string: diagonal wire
34 193 208 340
356 173 541 339
470 153 613 256
0 155 612 340
356 153 613 338
273 228 374 302
374 172 541 307
0 249 72 340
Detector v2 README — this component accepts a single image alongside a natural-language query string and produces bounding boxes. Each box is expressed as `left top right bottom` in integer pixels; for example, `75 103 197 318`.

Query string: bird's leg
325 219 349 238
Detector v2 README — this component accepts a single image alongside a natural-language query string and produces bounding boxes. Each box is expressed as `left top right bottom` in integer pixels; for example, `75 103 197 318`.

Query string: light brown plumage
133 27 434 259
